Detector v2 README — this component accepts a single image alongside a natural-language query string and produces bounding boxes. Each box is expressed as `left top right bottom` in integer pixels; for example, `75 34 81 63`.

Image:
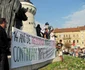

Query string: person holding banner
50 29 56 40
43 28 50 39
0 18 10 70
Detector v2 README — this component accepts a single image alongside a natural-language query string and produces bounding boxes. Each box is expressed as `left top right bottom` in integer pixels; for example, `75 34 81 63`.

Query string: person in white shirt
56 40 63 62
50 29 55 40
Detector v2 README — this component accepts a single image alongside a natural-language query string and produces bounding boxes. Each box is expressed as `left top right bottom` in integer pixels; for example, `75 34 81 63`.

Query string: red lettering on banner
32 37 44 46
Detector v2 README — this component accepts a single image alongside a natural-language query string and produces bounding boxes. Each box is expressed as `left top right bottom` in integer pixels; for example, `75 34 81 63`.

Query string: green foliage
64 42 71 49
64 43 71 52
39 55 85 70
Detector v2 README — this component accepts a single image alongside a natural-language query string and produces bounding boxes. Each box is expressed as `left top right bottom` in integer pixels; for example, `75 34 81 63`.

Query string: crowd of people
1 18 85 70
36 23 56 40
63 47 85 59
36 23 85 61
36 23 65 61
0 21 56 70
70 47 85 58
56 40 85 62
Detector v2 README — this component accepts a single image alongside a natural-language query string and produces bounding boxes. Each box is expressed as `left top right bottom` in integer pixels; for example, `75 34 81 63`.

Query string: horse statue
0 0 28 37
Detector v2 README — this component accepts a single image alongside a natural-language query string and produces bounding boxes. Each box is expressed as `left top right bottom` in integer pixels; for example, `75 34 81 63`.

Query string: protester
36 24 41 37
83 48 85 54
56 40 63 62
43 28 50 39
45 22 49 29
0 18 11 70
40 22 49 35
50 29 56 40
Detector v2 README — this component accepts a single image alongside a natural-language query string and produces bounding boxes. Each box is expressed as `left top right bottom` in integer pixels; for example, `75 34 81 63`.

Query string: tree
64 42 71 52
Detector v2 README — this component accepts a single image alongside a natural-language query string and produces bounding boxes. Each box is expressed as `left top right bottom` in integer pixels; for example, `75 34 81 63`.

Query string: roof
54 26 85 33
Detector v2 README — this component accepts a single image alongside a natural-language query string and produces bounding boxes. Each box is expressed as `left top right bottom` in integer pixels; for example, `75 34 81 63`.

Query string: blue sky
31 0 85 28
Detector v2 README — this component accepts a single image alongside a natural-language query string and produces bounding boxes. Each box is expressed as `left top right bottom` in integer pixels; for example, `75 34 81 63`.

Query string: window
32 10 35 14
32 10 34 14
77 40 79 43
34 11 36 15
82 42 84 44
77 34 78 37
64 35 65 37
73 34 75 37
66 40 68 43
66 35 68 37
73 40 75 43
69 35 70 38
69 40 71 43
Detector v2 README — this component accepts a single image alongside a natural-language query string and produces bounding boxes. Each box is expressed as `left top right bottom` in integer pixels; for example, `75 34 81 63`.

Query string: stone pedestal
21 2 36 36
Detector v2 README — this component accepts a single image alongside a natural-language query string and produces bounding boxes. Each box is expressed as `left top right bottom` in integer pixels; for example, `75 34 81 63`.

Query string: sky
31 0 85 28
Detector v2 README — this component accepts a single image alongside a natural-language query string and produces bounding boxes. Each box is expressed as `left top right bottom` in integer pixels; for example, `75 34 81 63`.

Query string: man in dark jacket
0 18 10 70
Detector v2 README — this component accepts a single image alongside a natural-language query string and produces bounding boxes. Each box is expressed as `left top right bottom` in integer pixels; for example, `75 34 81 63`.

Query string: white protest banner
11 27 56 68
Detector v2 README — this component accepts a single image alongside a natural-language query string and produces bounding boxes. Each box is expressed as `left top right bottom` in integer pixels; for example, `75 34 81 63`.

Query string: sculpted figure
15 4 28 29
0 0 27 37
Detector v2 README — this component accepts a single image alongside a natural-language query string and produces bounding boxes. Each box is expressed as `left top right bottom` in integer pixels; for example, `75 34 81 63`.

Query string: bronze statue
15 4 28 29
0 0 28 37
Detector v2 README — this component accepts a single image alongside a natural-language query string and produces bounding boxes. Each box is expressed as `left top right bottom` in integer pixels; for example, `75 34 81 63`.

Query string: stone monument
0 0 28 37
20 0 37 35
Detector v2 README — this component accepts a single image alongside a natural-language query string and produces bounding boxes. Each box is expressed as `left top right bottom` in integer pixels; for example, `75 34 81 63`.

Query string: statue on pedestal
0 0 28 37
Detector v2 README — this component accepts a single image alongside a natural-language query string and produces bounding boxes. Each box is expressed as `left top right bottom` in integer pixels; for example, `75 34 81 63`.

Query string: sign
11 27 56 68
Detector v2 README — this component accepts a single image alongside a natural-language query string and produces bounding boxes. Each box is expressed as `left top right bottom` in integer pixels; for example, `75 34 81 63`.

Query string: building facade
54 26 85 48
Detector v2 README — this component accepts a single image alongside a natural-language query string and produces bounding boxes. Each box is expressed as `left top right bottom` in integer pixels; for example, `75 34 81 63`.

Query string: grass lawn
39 55 85 70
